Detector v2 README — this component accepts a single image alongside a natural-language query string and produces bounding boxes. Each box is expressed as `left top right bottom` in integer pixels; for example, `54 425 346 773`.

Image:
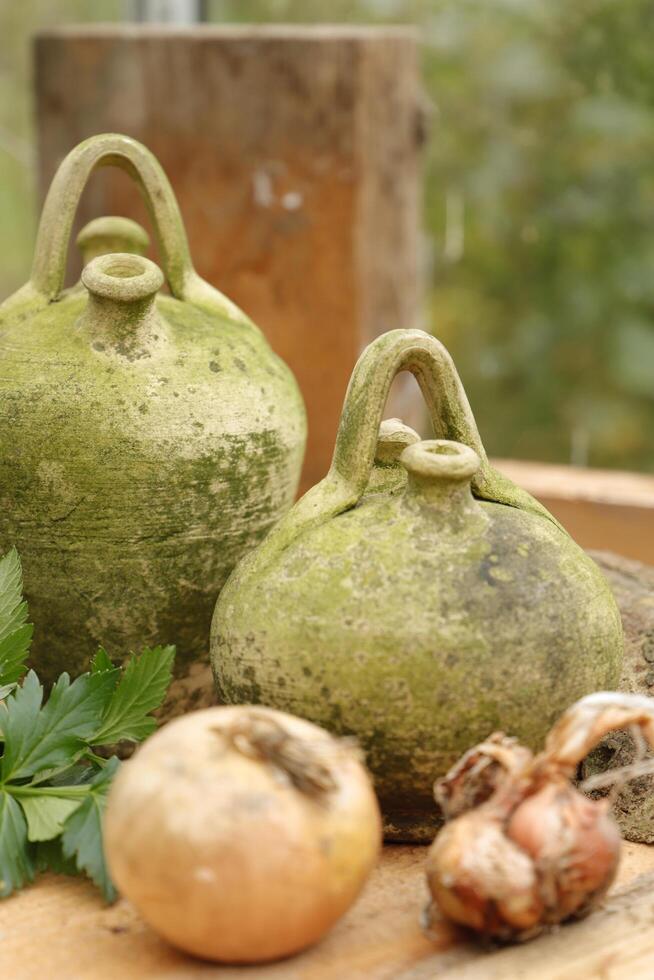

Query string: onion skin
426 781 621 941
508 781 621 922
104 706 381 963
426 809 544 938
425 694 654 942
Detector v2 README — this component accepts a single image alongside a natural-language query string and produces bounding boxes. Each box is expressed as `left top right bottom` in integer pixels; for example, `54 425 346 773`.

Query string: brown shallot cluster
425 693 654 942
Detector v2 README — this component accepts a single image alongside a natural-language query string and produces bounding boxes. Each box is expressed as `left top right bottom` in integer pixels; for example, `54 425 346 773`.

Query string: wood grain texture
34 26 422 492
3 842 654 979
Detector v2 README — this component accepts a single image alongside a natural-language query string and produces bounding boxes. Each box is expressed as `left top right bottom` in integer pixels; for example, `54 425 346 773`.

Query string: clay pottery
211 329 623 840
0 133 306 696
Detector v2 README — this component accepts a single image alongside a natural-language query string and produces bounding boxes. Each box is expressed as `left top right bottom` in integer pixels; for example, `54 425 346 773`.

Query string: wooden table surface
4 841 654 979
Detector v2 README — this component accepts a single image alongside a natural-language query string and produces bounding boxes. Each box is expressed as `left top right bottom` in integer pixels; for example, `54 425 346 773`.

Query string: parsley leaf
0 546 175 902
0 550 175 901
0 671 43 781
1 668 118 782
90 647 115 674
0 790 34 897
35 837 78 876
61 758 120 902
0 548 33 687
19 793 84 842
93 645 175 744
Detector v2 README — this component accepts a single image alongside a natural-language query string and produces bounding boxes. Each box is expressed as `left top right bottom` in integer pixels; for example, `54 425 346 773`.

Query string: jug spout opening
402 440 480 481
82 252 163 304
374 418 421 467
77 217 150 265
80 252 164 354
401 439 481 512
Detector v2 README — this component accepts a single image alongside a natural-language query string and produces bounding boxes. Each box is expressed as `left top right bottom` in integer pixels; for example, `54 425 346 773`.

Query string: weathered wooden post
34 26 423 490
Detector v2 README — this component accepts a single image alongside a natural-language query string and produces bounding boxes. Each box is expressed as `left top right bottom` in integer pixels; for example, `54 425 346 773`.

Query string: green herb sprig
0 548 175 901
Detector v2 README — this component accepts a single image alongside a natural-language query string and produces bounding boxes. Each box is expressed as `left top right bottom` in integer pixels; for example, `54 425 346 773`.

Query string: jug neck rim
401 439 481 510
82 252 163 304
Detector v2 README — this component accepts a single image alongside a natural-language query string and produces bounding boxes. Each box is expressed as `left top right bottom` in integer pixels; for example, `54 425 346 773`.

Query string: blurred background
2 0 653 472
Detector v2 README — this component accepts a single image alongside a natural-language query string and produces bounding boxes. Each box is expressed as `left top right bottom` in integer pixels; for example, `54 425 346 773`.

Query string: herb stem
7 784 91 800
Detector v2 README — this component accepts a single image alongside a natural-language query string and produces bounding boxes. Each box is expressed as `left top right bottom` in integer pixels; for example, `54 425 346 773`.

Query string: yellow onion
425 693 654 942
104 706 381 963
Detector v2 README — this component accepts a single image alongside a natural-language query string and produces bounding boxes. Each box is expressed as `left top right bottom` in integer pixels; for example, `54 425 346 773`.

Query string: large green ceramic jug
211 329 623 841
0 134 306 695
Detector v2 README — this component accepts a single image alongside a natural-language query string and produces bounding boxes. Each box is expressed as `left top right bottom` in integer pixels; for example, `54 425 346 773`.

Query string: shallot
425 692 654 941
104 705 381 962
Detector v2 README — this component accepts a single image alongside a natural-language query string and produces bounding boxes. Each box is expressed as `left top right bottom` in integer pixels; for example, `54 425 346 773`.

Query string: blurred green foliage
1 0 653 469
419 0 654 469
0 1 123 297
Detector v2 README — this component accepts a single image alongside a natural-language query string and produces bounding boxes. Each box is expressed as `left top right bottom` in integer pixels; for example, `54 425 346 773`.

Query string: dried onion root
425 692 654 942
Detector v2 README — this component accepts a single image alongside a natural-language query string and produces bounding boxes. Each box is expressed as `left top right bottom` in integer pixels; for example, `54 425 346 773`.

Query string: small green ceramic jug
0 133 306 692
211 329 623 841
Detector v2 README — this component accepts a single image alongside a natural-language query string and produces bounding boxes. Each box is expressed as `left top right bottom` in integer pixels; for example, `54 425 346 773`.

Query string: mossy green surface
213 487 622 840
211 329 623 842
0 285 306 682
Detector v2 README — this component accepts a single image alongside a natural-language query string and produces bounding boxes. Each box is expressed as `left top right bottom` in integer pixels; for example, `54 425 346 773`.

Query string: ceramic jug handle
232 329 562 579
319 328 560 524
258 329 491 549
330 329 491 498
29 133 245 320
